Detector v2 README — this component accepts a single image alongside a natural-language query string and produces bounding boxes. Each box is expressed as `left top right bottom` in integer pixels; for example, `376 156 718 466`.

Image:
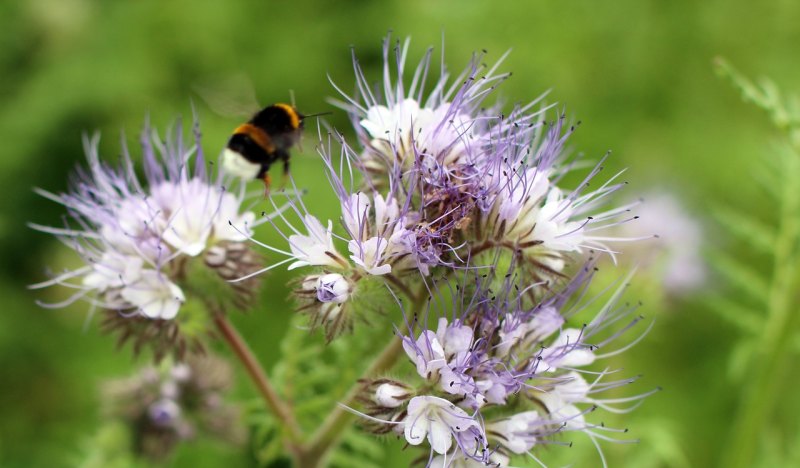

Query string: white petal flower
348 237 392 275
121 269 185 319
288 215 343 270
403 330 447 379
404 396 480 455
487 411 542 454
148 398 182 427
32 123 259 322
373 192 400 236
540 328 595 371
212 189 257 243
83 252 144 291
435 317 474 357
532 187 585 252
341 192 371 240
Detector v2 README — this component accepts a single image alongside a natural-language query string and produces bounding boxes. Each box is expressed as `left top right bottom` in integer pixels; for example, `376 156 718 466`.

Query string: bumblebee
221 103 304 192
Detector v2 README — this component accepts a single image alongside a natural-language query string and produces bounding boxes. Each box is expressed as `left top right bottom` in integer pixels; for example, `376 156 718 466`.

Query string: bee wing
193 72 261 119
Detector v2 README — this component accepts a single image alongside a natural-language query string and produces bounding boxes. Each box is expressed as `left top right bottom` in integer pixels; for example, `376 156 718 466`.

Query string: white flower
486 411 542 454
540 328 595 371
153 179 253 256
403 330 447 379
359 98 475 170
404 396 481 455
288 215 343 270
148 398 182 427
435 317 474 357
82 251 144 291
348 236 392 275
341 192 372 241
121 270 185 319
497 306 564 356
532 187 585 252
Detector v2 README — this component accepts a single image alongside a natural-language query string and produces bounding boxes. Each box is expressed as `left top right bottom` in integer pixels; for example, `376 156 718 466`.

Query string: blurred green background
2 0 799 466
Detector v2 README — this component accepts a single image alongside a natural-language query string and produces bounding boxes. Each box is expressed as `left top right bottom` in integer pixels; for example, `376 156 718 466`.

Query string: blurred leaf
714 58 797 130
713 208 774 256
705 295 763 334
707 251 770 305
328 430 384 468
727 338 756 382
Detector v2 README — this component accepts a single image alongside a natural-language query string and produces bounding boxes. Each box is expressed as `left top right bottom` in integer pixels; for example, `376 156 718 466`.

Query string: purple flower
314 273 351 303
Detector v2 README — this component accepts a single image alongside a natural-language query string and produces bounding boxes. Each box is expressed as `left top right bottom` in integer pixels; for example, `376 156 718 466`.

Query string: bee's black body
222 103 304 188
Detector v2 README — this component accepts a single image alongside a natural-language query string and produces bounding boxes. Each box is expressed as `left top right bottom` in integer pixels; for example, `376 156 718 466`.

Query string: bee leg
261 173 272 198
280 155 290 191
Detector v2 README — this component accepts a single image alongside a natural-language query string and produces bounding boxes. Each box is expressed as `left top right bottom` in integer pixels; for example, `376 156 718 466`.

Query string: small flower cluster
362 265 655 466
102 354 242 460
31 121 267 357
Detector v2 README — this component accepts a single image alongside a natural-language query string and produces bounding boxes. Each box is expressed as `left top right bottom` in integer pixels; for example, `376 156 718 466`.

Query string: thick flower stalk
30 119 267 358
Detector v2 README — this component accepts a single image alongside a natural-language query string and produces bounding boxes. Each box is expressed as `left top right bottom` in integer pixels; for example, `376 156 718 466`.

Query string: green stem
212 312 304 443
296 291 427 467
296 335 405 467
723 146 800 468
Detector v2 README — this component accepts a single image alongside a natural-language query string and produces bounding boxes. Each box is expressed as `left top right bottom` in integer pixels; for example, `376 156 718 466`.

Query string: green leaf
713 208 775 255
704 295 763 334
714 58 795 130
727 338 756 382
707 251 770 304
328 430 384 468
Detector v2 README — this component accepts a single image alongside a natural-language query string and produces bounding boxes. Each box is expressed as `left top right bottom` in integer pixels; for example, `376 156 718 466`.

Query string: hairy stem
723 145 800 468
212 312 304 443
296 291 427 467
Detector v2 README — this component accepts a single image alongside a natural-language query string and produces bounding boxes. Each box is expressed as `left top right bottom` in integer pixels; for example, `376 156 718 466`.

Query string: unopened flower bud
148 398 181 428
374 382 411 408
316 273 351 303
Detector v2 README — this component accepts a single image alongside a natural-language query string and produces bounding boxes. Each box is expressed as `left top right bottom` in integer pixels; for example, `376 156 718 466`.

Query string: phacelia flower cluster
102 354 242 460
31 120 267 358
262 37 639 341
265 37 654 466
361 265 656 466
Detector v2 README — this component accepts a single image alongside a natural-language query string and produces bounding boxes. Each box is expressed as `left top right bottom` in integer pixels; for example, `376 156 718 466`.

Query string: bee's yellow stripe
275 103 301 129
233 123 274 153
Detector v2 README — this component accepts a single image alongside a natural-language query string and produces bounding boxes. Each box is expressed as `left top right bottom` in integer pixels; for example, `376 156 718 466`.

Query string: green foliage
711 61 800 468
250 285 400 467
75 423 141 468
